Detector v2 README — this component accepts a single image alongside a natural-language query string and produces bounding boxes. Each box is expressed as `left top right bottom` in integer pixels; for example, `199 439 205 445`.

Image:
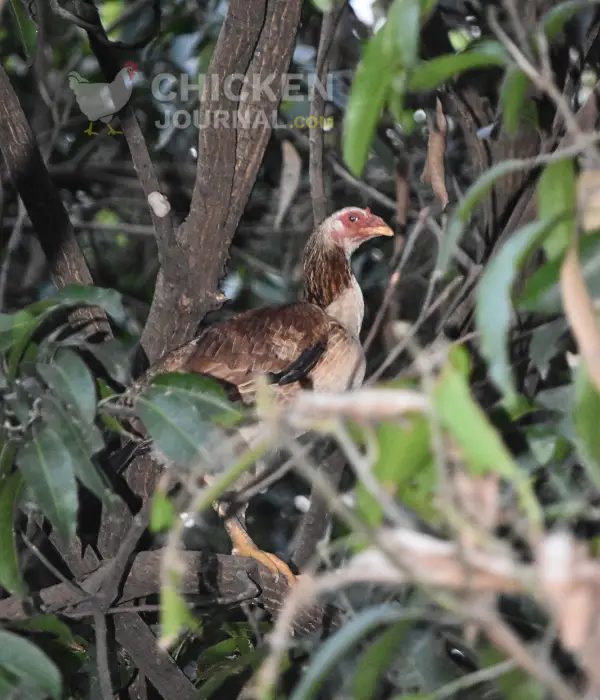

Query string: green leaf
356 417 438 526
537 158 576 259
353 620 412 700
311 0 331 10
37 348 97 423
408 41 508 92
49 284 128 325
159 577 197 648
0 311 36 353
572 364 600 490
343 27 396 176
43 397 113 508
0 629 62 699
0 472 24 596
438 158 542 274
538 0 600 43
475 218 557 408
16 615 78 650
529 318 568 379
432 360 542 526
195 648 266 700
289 605 409 700
387 0 421 71
137 373 243 466
150 489 176 533
16 424 79 543
499 67 530 135
518 229 600 313
9 0 37 59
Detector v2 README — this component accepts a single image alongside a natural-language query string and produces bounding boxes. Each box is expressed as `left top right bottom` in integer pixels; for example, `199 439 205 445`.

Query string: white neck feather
324 273 364 338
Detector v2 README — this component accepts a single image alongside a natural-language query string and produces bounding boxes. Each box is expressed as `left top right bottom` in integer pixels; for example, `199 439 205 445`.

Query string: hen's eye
348 215 357 222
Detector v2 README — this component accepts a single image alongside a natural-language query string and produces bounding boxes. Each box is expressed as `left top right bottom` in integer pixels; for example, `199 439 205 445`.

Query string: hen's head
318 206 393 256
123 61 138 79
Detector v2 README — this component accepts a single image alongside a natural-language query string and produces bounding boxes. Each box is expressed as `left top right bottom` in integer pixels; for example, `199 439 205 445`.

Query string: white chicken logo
68 61 138 136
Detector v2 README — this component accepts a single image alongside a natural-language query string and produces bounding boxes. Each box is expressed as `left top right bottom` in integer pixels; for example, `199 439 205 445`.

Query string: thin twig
0 200 27 311
93 613 114 700
309 1 346 224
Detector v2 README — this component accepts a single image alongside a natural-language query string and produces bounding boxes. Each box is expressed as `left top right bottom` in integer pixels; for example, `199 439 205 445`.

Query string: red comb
365 207 371 215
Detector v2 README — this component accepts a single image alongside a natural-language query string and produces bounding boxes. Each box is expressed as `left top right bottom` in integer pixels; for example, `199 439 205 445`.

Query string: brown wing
147 302 360 405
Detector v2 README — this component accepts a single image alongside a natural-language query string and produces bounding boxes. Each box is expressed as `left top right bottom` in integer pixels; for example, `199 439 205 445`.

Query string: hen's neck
302 235 364 338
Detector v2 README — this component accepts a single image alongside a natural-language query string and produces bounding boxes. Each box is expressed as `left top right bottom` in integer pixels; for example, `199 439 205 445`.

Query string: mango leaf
356 417 437 526
353 620 412 700
195 648 266 700
9 0 37 59
387 0 421 71
150 489 176 532
499 67 530 135
0 311 36 354
572 364 600 490
16 615 78 650
343 27 396 176
537 158 576 260
40 284 128 325
538 0 600 43
159 577 197 648
37 348 97 423
149 373 243 418
432 358 542 526
311 0 331 10
408 41 508 92
289 605 409 700
63 337 134 387
437 158 544 274
137 373 243 465
518 229 600 313
529 318 568 379
0 472 24 596
0 629 62 699
476 218 557 408
16 424 79 543
43 397 113 508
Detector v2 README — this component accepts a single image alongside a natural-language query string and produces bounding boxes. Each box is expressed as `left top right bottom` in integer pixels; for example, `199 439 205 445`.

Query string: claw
84 122 99 136
107 122 123 135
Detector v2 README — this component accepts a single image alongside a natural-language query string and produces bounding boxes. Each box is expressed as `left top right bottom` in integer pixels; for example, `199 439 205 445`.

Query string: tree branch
0 63 110 336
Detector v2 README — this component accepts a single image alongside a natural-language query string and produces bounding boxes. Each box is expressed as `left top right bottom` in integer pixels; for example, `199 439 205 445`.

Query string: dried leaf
577 169 600 233
274 140 302 231
560 242 600 390
395 159 410 226
421 98 448 210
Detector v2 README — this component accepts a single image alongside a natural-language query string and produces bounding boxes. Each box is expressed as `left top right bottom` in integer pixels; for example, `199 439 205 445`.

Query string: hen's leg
84 122 99 135
107 121 123 135
216 502 296 587
205 469 295 586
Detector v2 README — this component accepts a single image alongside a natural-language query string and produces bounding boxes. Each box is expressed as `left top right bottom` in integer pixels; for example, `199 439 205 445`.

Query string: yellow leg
84 122 99 135
216 504 296 587
107 121 123 135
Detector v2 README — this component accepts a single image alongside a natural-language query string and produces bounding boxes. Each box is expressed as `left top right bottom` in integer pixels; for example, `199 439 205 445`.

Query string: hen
68 61 138 136
139 207 394 584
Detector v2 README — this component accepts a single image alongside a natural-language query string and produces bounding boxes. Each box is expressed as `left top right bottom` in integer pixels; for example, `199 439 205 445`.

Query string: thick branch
0 549 338 636
0 64 109 335
143 0 304 361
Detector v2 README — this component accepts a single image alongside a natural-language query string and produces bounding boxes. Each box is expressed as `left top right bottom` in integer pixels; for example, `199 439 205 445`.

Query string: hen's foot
107 122 123 135
84 122 99 135
222 514 296 587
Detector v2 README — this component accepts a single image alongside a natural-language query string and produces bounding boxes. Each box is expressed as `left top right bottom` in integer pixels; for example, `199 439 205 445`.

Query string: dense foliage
3 1 600 699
